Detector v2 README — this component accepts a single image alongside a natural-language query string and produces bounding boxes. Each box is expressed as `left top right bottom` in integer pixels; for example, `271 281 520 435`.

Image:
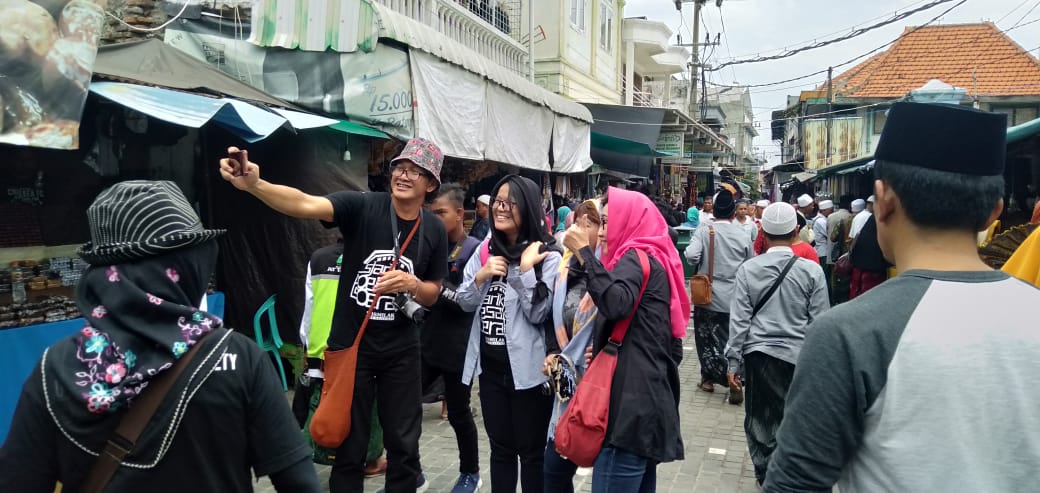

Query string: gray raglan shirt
726 247 830 373
685 220 754 313
764 270 1040 493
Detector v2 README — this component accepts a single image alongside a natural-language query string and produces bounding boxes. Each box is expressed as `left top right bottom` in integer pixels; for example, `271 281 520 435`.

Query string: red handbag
554 250 650 467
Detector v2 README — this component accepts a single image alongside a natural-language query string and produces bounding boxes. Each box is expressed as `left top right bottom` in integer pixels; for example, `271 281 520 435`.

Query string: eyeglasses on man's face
391 165 429 180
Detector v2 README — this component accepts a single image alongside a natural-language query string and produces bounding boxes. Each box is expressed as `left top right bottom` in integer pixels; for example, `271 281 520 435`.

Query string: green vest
307 255 341 361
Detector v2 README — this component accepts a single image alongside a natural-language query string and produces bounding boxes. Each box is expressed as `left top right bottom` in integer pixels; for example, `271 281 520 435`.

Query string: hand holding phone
219 147 260 191
229 149 247 177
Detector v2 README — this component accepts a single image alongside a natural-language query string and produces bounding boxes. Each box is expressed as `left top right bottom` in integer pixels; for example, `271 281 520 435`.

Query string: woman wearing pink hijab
561 187 687 492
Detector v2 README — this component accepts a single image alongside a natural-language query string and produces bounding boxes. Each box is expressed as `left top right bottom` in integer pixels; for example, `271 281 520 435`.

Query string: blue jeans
544 439 578 493
591 446 656 493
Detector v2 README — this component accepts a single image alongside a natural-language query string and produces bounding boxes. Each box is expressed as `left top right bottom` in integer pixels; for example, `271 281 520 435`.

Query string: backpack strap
479 240 490 265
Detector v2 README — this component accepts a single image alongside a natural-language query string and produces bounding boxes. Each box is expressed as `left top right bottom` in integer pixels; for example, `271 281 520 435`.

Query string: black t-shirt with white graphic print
0 331 310 493
479 279 511 376
324 191 449 354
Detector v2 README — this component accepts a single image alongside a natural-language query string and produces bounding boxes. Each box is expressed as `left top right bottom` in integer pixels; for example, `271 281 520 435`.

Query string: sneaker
375 473 428 493
450 472 482 493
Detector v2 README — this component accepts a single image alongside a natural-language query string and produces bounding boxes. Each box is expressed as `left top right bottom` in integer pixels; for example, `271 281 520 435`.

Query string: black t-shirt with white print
479 278 511 376
324 191 449 354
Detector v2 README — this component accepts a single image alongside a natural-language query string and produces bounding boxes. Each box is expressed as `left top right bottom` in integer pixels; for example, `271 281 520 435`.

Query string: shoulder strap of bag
81 331 213 493
751 255 799 319
607 250 651 347
707 225 715 279
357 213 422 341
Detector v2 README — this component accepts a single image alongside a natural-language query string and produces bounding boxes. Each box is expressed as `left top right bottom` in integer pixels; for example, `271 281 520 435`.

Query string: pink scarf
603 187 690 339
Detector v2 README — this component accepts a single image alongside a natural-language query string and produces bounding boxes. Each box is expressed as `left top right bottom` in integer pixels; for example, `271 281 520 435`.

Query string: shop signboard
657 132 687 164
0 0 105 149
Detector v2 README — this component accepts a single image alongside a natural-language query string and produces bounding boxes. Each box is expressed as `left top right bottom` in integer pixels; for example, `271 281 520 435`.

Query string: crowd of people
2 101 1039 493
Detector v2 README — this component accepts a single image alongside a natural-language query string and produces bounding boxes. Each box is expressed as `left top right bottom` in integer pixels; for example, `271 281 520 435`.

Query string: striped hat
78 181 225 265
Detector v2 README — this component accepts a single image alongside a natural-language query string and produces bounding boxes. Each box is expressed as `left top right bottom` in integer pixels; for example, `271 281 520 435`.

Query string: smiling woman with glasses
492 197 518 211
455 174 562 493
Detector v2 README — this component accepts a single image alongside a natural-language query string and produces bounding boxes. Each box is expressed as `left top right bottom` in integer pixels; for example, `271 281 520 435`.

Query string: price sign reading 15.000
369 91 412 114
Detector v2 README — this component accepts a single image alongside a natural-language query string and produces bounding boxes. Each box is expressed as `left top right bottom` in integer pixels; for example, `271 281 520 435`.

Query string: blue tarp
89 82 337 142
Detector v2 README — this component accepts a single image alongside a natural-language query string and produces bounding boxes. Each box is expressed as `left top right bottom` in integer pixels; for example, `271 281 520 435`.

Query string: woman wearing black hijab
457 175 562 493
0 181 318 492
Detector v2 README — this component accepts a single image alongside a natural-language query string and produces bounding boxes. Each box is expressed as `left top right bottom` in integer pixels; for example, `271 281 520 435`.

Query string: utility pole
675 0 716 119
826 66 833 168
688 0 705 118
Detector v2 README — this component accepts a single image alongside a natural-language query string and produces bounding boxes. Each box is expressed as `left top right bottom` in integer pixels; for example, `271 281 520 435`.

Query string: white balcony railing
374 0 530 76
632 90 663 108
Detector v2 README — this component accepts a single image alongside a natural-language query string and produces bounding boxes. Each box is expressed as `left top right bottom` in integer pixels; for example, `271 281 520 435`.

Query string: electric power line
704 0 967 91
718 0 932 61
996 0 1034 24
1010 0 1040 28
716 3 739 83
708 0 965 72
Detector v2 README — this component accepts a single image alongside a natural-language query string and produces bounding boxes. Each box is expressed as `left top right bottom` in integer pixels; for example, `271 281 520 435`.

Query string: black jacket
578 248 685 463
850 215 891 272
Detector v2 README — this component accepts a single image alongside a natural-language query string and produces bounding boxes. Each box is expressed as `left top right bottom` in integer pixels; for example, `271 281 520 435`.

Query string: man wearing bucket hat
726 202 829 486
765 103 1040 491
0 181 320 492
219 139 450 493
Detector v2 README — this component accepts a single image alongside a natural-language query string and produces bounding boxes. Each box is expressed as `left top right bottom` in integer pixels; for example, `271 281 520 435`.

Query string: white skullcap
851 199 866 213
477 194 491 206
818 200 834 210
756 199 770 208
762 202 798 235
796 194 814 208
867 195 876 203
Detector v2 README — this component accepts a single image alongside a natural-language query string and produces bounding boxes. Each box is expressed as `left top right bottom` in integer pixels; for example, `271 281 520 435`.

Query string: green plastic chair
253 294 287 391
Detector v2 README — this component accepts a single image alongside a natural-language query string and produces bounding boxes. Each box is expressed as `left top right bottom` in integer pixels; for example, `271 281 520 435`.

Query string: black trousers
421 360 480 475
693 309 730 386
743 352 795 484
330 346 422 493
479 371 553 493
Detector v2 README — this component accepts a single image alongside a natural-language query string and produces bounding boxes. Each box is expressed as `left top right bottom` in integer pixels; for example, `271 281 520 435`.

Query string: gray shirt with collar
725 247 830 373
685 220 754 313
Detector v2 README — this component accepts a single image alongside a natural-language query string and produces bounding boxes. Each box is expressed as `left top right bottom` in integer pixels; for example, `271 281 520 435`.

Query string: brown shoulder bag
690 225 714 305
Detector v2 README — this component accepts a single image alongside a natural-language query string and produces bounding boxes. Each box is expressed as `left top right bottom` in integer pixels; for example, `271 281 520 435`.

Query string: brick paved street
258 334 760 492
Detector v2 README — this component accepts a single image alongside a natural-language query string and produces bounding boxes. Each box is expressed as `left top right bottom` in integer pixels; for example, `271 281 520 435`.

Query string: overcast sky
622 0 1040 163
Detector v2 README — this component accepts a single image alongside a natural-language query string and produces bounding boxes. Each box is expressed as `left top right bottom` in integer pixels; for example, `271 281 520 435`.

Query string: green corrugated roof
1007 117 1040 144
591 132 674 157
329 120 390 139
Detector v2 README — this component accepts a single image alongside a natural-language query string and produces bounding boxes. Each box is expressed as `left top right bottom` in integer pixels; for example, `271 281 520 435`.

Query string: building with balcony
160 0 594 175
772 22 1040 202
576 15 746 203
530 0 624 104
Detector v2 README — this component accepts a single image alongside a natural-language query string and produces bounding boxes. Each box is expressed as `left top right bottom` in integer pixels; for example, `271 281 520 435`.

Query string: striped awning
248 0 376 52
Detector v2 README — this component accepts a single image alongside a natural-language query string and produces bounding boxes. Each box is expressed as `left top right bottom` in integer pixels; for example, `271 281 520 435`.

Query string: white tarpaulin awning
554 115 593 173
370 2 592 172
370 2 591 124
485 83 555 171
411 50 487 161
89 82 337 142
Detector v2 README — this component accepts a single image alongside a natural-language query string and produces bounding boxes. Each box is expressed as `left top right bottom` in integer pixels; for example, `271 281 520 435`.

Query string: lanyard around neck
389 199 423 262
